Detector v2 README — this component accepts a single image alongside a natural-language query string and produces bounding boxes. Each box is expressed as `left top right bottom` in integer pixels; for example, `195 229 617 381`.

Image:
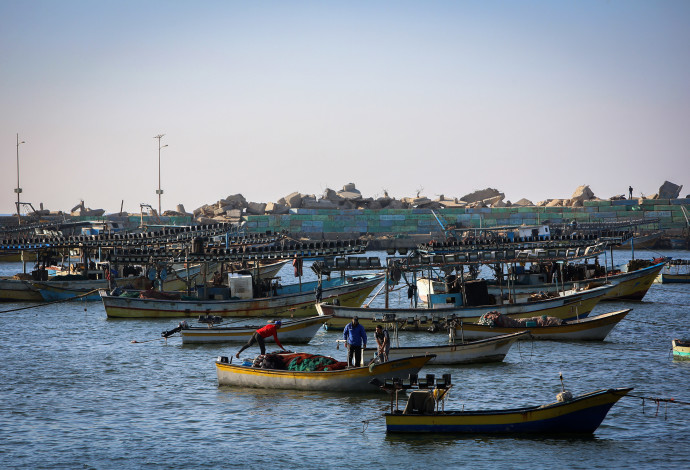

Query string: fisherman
629 186 633 199
374 325 390 362
315 282 323 303
343 316 367 367
235 320 286 358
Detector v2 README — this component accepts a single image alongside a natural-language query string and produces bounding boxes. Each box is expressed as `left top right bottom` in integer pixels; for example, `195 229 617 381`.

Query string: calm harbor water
1 249 689 469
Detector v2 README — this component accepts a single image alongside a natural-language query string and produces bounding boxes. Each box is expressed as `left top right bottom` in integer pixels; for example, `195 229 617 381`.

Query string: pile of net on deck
478 311 565 328
250 353 349 371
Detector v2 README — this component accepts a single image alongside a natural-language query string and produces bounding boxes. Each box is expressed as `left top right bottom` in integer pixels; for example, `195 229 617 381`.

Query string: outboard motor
161 321 189 338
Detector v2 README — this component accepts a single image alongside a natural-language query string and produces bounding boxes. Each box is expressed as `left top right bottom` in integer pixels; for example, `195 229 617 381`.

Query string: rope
131 337 165 344
626 394 690 406
0 289 101 313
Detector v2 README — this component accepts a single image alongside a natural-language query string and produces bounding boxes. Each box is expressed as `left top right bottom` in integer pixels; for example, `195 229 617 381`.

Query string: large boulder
220 194 247 208
245 202 267 215
570 185 595 204
460 188 502 204
283 192 303 208
322 188 342 203
265 202 289 215
658 181 683 199
482 195 505 207
302 199 338 209
513 198 534 206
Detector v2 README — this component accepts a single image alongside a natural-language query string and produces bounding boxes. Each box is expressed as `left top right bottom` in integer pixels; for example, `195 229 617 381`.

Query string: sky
1 0 689 216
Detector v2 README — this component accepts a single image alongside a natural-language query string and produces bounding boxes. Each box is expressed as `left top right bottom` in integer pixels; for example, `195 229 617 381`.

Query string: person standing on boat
629 186 633 199
343 316 367 367
374 325 390 362
235 320 286 358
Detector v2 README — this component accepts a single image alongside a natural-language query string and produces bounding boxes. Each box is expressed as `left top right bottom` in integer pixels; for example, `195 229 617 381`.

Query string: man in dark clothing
343 316 367 367
236 321 286 358
629 186 633 199
374 325 390 362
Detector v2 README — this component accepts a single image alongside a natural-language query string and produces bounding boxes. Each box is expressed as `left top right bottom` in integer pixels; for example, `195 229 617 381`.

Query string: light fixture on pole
15 133 25 225
154 134 168 216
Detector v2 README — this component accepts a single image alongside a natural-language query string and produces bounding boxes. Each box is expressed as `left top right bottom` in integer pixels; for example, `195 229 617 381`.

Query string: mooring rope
624 393 690 420
0 289 101 313
626 394 690 406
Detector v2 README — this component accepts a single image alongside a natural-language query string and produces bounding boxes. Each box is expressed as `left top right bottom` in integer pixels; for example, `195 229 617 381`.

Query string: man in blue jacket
343 316 367 367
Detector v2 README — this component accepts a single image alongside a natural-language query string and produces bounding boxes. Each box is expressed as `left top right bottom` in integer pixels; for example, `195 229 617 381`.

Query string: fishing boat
100 273 384 318
216 353 434 392
0 277 43 301
34 275 150 301
672 339 690 360
418 261 664 303
660 260 690 284
162 315 331 344
162 259 288 291
376 377 632 434
365 331 529 365
316 283 614 329
452 309 631 341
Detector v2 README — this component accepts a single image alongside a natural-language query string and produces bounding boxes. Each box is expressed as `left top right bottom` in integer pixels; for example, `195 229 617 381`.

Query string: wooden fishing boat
453 309 631 341
660 260 690 284
316 283 614 329
420 261 663 303
380 379 632 434
162 259 288 291
216 354 434 392
672 339 690 360
163 315 330 344
0 277 43 301
366 331 529 365
100 273 383 318
34 276 150 301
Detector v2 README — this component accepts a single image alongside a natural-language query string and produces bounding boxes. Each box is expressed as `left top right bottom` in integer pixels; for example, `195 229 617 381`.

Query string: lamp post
15 133 25 225
154 134 168 216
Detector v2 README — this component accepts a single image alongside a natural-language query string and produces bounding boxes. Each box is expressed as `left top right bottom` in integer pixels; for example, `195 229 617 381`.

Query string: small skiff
365 331 529 365
163 315 330 344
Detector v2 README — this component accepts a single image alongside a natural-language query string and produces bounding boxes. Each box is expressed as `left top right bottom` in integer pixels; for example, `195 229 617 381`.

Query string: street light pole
15 133 25 225
154 134 168 216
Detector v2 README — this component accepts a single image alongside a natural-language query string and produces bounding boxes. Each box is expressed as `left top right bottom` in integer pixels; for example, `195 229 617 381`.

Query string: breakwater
241 198 690 243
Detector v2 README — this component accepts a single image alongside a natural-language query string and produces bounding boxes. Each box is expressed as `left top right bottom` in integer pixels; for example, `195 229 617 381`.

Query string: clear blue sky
2 0 689 215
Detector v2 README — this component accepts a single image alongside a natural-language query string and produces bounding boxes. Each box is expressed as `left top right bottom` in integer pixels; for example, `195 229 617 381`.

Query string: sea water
1 249 689 469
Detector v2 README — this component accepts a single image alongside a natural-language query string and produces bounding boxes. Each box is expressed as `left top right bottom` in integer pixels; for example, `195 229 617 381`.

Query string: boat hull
179 315 329 344
216 355 433 392
385 388 632 434
317 284 613 330
454 309 631 341
478 263 663 302
672 339 690 360
368 332 528 365
34 276 151 301
101 274 383 318
0 278 43 301
661 274 690 284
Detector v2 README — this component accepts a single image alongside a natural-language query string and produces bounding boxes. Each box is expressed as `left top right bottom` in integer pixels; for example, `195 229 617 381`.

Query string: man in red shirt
235 320 286 358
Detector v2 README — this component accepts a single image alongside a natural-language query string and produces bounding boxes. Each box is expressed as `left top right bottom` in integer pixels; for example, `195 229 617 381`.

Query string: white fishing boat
365 331 529 365
163 315 330 344
100 273 384 318
316 283 614 329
